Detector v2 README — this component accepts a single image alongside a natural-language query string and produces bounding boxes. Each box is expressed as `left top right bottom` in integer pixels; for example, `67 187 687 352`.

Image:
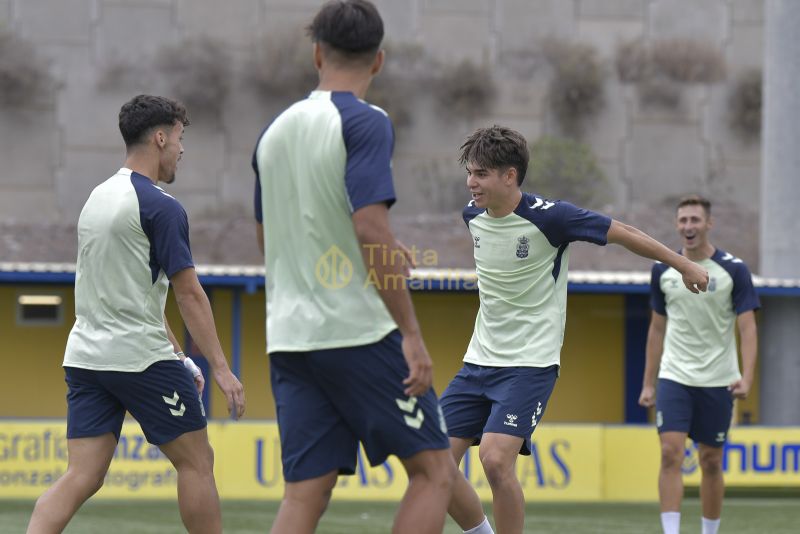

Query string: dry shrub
368 43 432 129
0 31 56 107
247 31 317 102
728 68 761 142
433 60 496 119
157 36 232 119
544 38 606 137
651 38 726 83
615 39 649 83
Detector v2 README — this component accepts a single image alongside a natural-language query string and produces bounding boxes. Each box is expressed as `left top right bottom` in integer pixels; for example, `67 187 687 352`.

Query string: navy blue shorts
270 330 450 483
656 378 733 447
439 363 559 455
65 360 207 446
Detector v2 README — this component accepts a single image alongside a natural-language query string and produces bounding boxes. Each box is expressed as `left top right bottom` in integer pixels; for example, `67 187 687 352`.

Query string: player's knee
479 451 514 485
660 443 684 470
69 468 107 497
407 451 456 493
699 451 723 476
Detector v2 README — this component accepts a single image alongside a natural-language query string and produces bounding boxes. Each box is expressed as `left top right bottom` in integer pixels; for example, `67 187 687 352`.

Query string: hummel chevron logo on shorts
162 391 185 417
396 397 424 429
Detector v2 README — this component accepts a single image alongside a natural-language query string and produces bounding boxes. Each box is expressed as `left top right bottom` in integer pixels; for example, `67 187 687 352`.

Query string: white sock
464 516 494 534
702 517 721 534
661 511 681 534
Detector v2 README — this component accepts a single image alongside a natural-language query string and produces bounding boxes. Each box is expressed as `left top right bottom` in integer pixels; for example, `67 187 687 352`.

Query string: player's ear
506 167 517 186
313 42 323 71
370 49 385 76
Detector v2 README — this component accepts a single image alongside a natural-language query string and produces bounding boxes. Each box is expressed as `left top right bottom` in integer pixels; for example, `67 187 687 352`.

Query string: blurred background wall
0 0 764 270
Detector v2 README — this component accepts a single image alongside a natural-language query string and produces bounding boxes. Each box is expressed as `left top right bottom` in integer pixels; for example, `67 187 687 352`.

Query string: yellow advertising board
214 423 603 501
2 421 798 501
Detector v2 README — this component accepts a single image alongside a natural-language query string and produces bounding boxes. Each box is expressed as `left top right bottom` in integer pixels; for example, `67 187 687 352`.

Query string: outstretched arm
730 310 758 398
171 267 245 419
352 203 431 397
607 220 709 293
639 311 667 407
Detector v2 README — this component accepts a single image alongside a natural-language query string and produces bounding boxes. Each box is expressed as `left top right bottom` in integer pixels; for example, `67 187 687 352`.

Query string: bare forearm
360 240 421 337
739 321 758 383
609 221 692 272
643 335 664 388
174 289 230 371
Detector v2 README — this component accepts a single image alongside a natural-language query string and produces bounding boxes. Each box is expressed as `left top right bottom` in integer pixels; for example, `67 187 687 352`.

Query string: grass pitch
1 498 798 533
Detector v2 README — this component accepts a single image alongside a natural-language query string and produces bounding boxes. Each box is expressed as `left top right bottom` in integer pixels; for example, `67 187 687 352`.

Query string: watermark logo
315 245 354 289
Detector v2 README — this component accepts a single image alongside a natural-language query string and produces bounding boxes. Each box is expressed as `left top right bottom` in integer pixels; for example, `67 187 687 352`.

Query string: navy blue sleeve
463 200 483 227
730 263 760 314
253 150 262 224
650 263 668 315
334 96 396 212
132 174 194 281
540 200 612 247
252 130 265 224
145 201 193 279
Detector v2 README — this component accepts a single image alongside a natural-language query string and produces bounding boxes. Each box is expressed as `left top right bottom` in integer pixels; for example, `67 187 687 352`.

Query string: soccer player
638 195 759 534
252 2 454 533
26 94 245 534
440 126 710 534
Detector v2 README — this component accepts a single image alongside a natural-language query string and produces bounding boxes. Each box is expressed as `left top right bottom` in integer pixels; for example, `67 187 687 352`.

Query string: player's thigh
449 436 474 464
690 386 733 446
440 364 493 442
101 360 207 446
270 352 358 482
64 366 126 441
158 427 214 472
655 378 693 435
483 364 558 454
66 433 118 481
309 330 450 466
478 432 525 471
399 447 455 482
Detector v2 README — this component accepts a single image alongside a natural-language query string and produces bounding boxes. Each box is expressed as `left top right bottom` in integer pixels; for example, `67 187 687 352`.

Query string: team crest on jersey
516 236 529 258
708 277 717 292
473 235 481 248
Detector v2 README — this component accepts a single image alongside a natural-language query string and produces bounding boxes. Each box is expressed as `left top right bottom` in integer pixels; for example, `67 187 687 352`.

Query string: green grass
2 498 798 533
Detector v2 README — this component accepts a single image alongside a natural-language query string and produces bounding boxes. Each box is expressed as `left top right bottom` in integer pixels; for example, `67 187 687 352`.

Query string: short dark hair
677 194 711 216
118 94 189 148
306 0 383 63
459 125 529 186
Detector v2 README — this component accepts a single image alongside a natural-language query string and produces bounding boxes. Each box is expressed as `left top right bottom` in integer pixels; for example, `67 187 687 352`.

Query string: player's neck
487 190 522 218
316 71 373 100
683 242 715 262
124 152 158 184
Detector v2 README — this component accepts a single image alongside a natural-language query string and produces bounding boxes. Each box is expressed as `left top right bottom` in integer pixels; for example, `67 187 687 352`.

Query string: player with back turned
252 2 455 533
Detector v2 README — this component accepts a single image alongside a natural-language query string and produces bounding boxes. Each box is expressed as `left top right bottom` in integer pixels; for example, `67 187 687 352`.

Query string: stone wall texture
0 0 765 269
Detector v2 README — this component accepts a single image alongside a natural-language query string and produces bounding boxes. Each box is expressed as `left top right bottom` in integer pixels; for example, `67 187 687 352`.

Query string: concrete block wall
0 0 765 258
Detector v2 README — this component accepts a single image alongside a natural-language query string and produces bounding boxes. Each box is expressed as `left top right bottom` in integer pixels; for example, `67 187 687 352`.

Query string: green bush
527 136 608 208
